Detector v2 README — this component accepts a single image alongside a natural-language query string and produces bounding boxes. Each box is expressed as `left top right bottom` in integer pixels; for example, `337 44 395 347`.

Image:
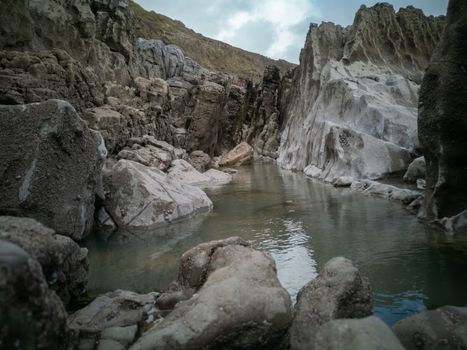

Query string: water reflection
85 163 467 325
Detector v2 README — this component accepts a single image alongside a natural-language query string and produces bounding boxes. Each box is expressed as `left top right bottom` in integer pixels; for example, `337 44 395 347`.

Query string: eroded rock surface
289 257 373 350
418 0 467 227
132 237 293 350
278 4 444 182
0 100 105 240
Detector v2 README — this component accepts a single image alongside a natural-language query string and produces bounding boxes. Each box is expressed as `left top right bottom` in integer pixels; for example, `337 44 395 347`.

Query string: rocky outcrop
393 306 467 350
0 216 88 305
289 257 373 350
0 240 68 350
103 159 212 231
132 237 293 350
0 100 105 240
418 0 467 228
314 316 405 350
278 4 444 183
68 290 158 350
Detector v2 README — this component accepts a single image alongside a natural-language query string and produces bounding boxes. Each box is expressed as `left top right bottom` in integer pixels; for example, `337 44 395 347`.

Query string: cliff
277 3 445 184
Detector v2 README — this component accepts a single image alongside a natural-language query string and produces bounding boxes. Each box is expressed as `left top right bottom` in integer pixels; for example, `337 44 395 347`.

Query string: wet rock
0 216 88 305
403 157 426 183
68 290 157 350
278 4 444 181
0 100 105 240
314 316 405 350
103 159 212 231
393 306 467 350
95 208 118 239
0 239 68 350
351 180 422 204
289 257 373 350
132 237 293 350
418 0 467 223
219 142 254 167
203 169 233 185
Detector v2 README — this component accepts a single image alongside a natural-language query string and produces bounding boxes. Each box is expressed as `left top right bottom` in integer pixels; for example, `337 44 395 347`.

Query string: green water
84 163 467 325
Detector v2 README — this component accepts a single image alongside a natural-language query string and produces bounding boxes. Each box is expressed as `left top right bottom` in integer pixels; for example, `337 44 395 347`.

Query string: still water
85 163 467 325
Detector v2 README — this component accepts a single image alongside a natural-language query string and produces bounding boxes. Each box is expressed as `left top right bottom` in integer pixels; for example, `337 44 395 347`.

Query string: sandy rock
0 100 105 240
393 306 467 350
103 160 212 231
290 257 373 350
132 237 293 350
0 240 68 350
0 216 88 305
219 142 254 167
314 316 405 350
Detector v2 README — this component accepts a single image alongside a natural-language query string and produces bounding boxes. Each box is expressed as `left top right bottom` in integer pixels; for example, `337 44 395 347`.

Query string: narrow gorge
0 0 466 349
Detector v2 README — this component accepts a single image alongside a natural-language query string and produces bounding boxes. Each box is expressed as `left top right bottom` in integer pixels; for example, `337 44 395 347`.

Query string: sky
135 0 448 64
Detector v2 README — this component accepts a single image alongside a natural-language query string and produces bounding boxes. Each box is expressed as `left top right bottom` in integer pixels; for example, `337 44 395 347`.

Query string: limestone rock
278 4 444 182
393 306 467 350
314 316 405 350
219 142 254 167
289 257 373 350
103 160 212 231
0 216 88 305
132 237 293 350
0 100 105 240
351 180 422 204
403 156 426 183
418 0 467 223
203 169 233 185
187 150 211 172
0 240 68 350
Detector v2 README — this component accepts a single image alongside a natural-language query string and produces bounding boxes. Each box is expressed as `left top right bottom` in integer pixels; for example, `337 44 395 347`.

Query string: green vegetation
129 1 295 83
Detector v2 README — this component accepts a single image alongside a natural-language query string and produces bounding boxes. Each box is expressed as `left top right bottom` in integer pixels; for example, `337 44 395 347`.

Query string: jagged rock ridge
278 3 445 184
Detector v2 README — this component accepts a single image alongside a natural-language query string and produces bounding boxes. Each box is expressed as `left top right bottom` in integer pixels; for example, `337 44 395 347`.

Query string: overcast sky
135 0 448 63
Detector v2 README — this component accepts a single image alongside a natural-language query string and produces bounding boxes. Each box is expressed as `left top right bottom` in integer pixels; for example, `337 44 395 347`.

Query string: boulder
289 257 373 350
219 142 254 167
314 316 405 350
0 216 88 305
0 239 68 350
68 290 158 350
403 156 426 183
168 159 211 186
418 0 467 222
203 169 233 185
393 306 467 350
351 180 422 204
0 100 105 240
103 159 212 231
131 237 293 350
188 150 211 172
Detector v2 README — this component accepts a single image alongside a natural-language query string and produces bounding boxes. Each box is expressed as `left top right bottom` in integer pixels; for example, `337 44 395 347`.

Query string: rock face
278 4 444 182
418 0 467 226
68 290 158 350
314 316 405 350
0 100 105 240
0 239 68 350
0 216 88 305
289 257 373 350
103 159 212 231
393 306 467 350
131 237 293 350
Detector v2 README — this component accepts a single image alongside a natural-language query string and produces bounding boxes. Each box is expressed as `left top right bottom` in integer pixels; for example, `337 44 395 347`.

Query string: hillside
129 0 295 82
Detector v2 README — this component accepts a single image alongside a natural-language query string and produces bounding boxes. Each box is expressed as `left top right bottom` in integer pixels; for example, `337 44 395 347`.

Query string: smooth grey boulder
314 316 405 350
0 239 68 350
168 159 232 187
403 156 426 183
0 100 105 241
0 216 88 305
289 257 373 350
418 0 467 223
131 237 293 350
103 159 212 231
393 306 467 350
68 290 157 350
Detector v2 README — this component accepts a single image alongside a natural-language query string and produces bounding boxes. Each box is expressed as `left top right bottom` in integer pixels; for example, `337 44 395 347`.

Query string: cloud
214 0 321 60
